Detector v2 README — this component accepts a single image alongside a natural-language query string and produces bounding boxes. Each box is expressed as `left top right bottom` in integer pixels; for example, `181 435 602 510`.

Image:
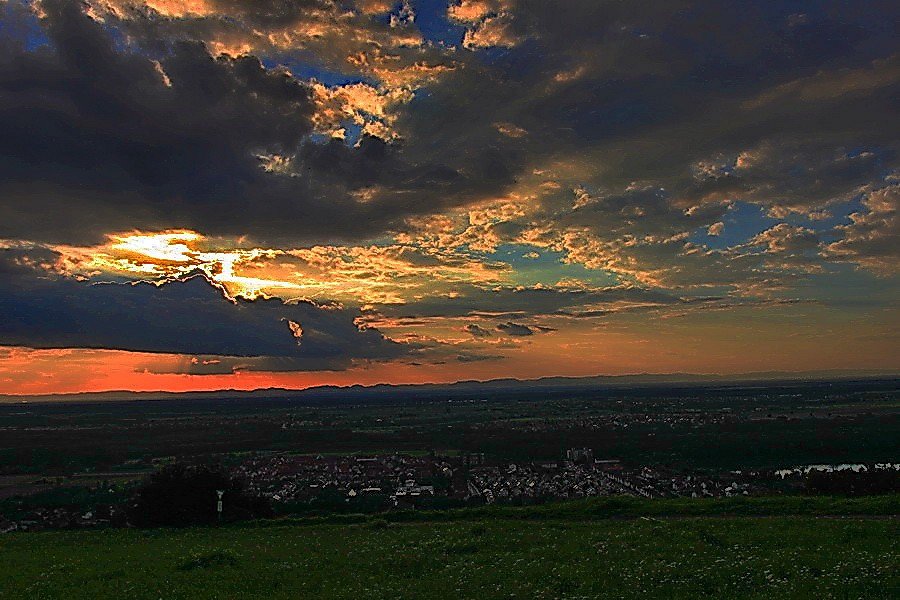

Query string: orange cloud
46 229 511 305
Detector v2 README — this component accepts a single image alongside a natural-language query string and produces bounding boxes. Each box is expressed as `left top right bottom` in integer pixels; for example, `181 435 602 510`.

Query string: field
2 379 898 476
1 497 897 599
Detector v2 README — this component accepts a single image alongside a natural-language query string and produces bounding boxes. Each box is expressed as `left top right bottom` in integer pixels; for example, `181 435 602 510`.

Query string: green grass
272 493 900 524
1 498 897 599
1 518 895 599
0 496 900 600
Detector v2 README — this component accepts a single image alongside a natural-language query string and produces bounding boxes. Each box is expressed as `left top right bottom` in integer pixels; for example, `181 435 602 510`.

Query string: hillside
1 496 897 599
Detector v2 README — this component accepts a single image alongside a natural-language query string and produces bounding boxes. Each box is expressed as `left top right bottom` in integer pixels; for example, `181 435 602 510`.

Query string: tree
128 463 271 527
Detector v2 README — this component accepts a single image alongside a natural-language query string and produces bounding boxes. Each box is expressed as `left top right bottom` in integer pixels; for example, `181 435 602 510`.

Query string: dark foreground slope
1 497 898 600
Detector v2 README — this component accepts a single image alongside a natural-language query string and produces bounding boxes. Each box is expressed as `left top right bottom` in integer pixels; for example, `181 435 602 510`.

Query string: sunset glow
1 0 898 397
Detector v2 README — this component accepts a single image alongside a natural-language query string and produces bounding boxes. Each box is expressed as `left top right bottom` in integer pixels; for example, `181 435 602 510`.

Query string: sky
0 0 898 395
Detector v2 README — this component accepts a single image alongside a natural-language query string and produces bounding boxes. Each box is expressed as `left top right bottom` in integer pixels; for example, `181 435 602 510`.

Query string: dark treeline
804 467 900 496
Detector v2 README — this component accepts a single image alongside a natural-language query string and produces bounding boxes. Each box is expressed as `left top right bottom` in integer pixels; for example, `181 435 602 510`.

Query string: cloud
494 122 527 138
748 223 819 254
462 14 518 50
0 250 405 368
447 1 496 24
388 0 899 283
824 183 899 275
5 0 896 264
44 230 513 306
493 321 555 336
464 323 493 338
448 0 519 50
0 0 515 246
496 321 533 336
374 283 683 319
455 352 496 362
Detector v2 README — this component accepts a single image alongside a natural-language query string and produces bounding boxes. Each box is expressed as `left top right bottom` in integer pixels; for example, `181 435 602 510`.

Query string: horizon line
2 368 898 401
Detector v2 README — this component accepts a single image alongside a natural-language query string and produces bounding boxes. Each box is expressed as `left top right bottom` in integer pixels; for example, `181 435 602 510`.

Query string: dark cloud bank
0 0 514 246
0 249 404 369
1 0 895 247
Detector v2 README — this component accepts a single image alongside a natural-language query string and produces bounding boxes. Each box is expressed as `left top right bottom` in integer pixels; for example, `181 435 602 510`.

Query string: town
234 448 753 510
1 448 758 532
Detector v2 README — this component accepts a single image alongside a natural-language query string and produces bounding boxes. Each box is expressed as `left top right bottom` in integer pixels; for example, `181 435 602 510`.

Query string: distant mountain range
2 369 897 404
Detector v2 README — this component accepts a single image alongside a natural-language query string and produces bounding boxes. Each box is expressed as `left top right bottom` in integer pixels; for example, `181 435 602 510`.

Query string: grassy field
1 497 897 599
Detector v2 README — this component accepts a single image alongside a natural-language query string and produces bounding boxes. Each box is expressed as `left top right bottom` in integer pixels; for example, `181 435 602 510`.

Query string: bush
128 463 271 527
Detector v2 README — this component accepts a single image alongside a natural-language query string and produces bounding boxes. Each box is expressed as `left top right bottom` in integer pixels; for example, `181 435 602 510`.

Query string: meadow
1 496 897 599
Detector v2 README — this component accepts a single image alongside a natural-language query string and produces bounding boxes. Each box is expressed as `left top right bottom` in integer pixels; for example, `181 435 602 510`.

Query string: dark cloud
412 0 898 177
491 321 555 336
3 0 896 254
0 0 515 245
496 321 532 336
559 185 730 241
0 251 405 368
455 353 497 363
463 323 492 337
380 283 683 319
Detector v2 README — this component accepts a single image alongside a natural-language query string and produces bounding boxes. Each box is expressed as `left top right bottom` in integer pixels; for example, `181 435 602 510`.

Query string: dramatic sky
0 0 898 394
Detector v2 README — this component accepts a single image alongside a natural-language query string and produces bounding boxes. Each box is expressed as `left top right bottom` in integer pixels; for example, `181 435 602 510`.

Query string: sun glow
110 230 202 264
56 230 302 299
50 229 510 305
